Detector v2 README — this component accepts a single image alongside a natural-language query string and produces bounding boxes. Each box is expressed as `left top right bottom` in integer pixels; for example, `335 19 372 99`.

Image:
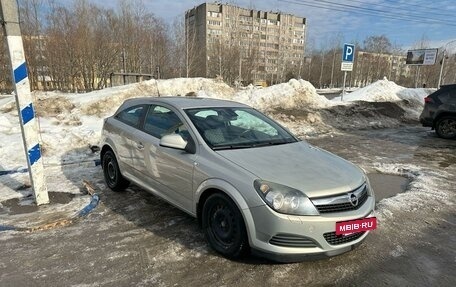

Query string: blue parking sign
342 44 355 62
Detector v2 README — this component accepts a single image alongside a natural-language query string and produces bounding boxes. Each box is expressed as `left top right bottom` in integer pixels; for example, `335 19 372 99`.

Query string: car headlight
254 180 319 216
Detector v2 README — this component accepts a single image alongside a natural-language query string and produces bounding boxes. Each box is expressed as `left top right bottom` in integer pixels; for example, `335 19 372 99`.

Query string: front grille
323 231 365 245
269 234 318 248
313 185 369 214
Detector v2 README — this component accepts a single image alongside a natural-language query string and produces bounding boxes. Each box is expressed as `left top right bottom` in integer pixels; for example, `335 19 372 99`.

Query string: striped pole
1 0 49 205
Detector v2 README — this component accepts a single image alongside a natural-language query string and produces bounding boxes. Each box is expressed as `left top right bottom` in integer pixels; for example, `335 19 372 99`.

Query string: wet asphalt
0 125 455 286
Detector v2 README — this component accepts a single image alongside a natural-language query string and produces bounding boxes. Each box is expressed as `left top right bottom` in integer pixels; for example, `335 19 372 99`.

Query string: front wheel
202 193 249 259
102 150 129 192
435 116 456 139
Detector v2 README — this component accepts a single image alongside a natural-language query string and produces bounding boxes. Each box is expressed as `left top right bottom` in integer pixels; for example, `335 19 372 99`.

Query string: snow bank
34 78 235 118
78 78 233 117
234 79 331 111
70 77 330 116
333 79 431 105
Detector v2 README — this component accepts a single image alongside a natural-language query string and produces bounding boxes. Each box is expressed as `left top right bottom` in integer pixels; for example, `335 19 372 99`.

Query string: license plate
335 217 377 235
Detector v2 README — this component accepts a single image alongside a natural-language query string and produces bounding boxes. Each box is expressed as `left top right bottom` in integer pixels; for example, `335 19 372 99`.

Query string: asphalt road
1 126 455 286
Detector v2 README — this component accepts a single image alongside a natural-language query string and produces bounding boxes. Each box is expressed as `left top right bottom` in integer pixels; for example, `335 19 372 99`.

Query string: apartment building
185 2 306 84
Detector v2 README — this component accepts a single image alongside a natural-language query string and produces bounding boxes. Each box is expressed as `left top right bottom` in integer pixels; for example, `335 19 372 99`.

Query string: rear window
115 105 146 128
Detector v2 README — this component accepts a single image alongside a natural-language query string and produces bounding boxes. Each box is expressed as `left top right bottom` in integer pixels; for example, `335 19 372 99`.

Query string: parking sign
342 44 355 62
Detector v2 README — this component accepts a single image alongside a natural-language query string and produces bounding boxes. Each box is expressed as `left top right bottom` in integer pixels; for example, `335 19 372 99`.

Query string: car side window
115 105 146 128
144 105 189 139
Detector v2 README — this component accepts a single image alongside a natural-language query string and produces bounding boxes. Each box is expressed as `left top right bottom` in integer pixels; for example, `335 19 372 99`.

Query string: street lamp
438 39 456 87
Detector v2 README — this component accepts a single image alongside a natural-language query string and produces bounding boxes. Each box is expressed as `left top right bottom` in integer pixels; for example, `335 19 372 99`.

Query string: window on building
208 29 222 35
208 12 221 18
208 20 222 26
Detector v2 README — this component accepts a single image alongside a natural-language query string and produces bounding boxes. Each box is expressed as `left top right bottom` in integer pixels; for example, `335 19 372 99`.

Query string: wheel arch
100 144 114 163
195 179 251 228
433 111 456 128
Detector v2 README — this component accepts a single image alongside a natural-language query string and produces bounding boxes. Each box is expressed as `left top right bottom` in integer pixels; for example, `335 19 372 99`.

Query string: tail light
424 96 434 104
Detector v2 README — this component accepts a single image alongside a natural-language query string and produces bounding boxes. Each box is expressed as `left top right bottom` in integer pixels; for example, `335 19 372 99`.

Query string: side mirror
160 134 196 154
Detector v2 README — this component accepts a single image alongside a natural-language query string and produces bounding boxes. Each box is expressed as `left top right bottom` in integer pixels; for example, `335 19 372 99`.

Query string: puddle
0 192 76 215
367 173 409 203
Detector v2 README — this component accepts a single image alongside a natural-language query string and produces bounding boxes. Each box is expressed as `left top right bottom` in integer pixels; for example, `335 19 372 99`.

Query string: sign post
341 43 355 101
1 0 49 205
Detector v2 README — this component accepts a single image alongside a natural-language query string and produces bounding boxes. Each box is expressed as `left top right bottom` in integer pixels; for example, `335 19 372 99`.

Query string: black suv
419 84 456 139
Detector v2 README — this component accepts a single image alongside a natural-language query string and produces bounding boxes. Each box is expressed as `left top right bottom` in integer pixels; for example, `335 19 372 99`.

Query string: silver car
100 97 376 262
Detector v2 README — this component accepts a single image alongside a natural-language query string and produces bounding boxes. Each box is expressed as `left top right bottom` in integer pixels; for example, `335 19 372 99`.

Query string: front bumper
245 196 375 262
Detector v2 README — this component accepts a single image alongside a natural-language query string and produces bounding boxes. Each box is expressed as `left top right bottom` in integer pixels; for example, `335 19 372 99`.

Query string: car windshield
185 107 298 150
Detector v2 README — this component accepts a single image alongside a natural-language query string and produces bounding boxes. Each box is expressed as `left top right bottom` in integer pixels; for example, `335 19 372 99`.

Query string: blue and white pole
1 0 49 205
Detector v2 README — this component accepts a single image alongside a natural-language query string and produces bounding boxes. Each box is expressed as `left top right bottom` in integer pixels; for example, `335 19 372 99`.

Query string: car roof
440 84 456 89
121 96 250 110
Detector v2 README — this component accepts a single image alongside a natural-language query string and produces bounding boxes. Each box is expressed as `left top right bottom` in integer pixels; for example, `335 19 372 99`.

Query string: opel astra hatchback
100 97 376 262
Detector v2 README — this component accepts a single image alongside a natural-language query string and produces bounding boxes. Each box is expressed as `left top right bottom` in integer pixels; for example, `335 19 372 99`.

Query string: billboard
406 49 438 65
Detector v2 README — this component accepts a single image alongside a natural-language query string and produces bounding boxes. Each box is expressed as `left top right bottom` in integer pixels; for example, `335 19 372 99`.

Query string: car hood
217 141 365 198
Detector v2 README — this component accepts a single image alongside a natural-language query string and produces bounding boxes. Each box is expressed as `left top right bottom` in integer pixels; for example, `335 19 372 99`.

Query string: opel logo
348 192 358 207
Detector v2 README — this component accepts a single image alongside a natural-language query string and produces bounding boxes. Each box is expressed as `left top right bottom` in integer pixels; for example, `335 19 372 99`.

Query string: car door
135 104 197 213
112 104 147 176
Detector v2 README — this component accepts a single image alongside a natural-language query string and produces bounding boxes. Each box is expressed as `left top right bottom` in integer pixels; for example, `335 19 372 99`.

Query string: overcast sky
64 0 456 51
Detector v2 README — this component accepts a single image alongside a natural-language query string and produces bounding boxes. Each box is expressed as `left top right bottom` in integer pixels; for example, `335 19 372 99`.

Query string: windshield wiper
212 143 256 150
213 139 295 150
251 139 295 147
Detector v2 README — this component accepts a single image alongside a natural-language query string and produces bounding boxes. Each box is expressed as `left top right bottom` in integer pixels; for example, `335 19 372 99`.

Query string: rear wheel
102 150 129 191
435 116 456 139
202 193 249 259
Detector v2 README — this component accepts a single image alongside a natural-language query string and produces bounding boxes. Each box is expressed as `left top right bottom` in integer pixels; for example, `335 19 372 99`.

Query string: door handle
136 142 144 150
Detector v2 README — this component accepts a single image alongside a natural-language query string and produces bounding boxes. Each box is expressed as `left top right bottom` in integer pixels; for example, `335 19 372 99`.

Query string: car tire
435 116 456 139
102 150 129 192
202 193 249 259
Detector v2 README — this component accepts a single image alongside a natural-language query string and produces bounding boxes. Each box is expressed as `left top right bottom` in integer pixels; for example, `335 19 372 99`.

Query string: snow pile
339 79 403 102
396 88 431 106
155 77 234 99
330 79 434 119
83 77 235 116
34 78 235 118
234 79 331 111
334 79 430 105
